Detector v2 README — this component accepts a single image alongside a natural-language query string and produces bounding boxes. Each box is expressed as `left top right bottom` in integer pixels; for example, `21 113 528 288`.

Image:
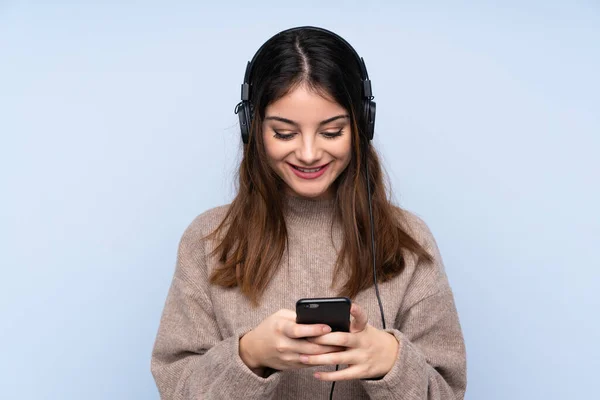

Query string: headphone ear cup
237 101 252 144
365 100 376 140
244 103 254 144
249 103 255 129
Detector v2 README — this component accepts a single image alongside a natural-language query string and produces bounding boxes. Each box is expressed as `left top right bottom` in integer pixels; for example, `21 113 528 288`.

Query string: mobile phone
295 297 351 332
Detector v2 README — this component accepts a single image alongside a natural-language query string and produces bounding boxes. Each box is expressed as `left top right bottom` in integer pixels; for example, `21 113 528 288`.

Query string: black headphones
234 26 376 145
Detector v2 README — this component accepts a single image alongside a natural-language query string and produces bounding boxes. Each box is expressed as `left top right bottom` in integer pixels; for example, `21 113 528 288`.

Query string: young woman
151 26 467 399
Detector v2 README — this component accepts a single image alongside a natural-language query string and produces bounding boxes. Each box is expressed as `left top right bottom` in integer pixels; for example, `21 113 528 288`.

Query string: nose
295 134 322 166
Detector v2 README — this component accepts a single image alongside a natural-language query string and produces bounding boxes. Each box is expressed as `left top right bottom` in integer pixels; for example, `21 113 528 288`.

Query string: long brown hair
206 28 431 305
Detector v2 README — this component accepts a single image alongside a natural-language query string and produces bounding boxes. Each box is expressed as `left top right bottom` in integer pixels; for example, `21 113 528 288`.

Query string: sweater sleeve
150 216 281 399
359 215 467 400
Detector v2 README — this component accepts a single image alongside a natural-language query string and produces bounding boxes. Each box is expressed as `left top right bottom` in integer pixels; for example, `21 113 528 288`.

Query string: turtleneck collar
282 192 336 229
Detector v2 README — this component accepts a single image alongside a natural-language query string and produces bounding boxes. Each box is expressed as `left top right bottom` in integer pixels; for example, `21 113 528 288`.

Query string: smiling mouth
288 163 330 173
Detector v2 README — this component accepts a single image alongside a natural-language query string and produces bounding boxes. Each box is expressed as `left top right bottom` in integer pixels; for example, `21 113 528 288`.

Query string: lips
288 162 330 179
288 162 329 171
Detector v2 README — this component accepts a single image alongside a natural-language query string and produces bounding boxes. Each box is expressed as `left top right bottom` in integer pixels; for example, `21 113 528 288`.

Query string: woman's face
262 84 352 200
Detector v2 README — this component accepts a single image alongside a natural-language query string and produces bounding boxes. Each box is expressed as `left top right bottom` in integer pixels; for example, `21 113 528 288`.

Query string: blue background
1 1 598 399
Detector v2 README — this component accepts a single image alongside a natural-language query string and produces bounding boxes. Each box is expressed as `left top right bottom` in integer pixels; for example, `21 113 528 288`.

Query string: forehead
265 84 347 124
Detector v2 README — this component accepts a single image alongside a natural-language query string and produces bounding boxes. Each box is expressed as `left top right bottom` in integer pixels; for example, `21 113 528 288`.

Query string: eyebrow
264 114 349 127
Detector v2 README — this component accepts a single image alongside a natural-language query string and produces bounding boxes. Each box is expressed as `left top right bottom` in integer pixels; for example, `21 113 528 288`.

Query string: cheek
332 137 352 164
263 137 289 166
265 145 284 163
262 131 277 160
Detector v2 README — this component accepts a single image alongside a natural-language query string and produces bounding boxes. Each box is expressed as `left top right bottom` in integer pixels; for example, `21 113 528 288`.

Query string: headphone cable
328 157 385 400
366 160 386 330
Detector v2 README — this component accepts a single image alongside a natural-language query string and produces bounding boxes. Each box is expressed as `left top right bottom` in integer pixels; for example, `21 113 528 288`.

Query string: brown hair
206 28 431 305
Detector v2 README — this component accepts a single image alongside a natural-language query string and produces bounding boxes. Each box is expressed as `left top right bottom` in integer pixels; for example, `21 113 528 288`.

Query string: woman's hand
303 303 400 381
239 309 344 374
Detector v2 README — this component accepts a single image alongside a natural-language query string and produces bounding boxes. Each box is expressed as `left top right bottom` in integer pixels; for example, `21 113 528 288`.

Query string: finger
276 309 297 321
291 339 344 355
299 348 361 367
305 338 346 352
282 321 331 339
305 332 359 348
314 364 366 382
350 303 368 333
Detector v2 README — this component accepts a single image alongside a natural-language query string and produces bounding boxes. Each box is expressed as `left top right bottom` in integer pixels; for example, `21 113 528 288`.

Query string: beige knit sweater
151 195 467 399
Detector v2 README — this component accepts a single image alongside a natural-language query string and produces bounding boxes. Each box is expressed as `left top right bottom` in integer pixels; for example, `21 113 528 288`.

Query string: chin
288 185 331 199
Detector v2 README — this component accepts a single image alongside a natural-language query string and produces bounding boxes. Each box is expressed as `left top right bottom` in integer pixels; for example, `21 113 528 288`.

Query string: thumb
349 303 368 333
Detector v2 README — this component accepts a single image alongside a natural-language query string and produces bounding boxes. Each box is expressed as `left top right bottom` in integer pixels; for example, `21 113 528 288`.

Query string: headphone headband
235 26 376 144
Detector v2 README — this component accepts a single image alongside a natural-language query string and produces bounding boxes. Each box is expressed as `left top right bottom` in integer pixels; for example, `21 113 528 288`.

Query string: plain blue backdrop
1 1 598 399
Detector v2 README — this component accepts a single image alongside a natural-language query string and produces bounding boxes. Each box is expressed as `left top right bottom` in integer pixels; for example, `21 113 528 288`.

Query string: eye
322 129 344 139
273 130 296 141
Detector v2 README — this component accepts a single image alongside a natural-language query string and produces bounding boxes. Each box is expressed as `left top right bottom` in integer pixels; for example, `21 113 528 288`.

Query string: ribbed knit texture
151 195 467 399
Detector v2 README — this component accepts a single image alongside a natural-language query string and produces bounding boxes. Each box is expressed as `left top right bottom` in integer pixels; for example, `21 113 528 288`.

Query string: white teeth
296 167 321 173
